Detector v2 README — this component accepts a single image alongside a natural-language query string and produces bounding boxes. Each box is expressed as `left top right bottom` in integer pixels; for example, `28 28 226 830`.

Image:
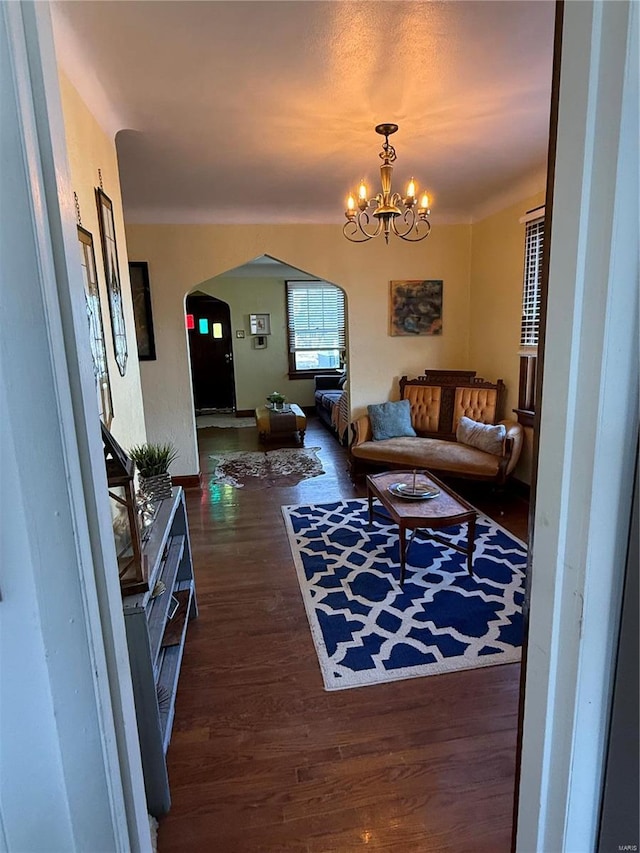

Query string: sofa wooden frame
400 370 506 440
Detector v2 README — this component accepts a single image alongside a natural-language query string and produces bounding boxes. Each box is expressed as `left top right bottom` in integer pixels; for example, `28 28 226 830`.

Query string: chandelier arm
343 212 384 243
390 208 417 236
343 223 373 243
391 209 432 242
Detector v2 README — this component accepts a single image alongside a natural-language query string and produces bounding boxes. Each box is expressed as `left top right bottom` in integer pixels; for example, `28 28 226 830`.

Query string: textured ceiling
52 1 555 225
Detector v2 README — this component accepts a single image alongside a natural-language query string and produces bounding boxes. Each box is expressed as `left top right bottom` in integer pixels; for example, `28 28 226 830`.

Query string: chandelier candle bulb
358 181 368 209
407 178 416 199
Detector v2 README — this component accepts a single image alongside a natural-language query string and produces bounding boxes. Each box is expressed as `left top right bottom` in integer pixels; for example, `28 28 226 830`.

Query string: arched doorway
186 293 236 413
187 256 349 433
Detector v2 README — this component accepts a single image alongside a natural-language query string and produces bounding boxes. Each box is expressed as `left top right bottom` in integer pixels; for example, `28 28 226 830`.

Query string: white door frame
516 2 638 851
1 3 149 849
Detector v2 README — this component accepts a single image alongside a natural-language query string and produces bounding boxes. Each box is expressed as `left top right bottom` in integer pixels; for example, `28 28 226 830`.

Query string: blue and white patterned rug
282 498 527 691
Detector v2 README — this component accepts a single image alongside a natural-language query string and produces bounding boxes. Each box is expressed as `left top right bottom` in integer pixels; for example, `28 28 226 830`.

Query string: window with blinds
286 280 345 376
520 215 544 349
516 208 544 426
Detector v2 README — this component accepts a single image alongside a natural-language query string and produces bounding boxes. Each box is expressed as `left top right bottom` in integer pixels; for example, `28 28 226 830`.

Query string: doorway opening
186 292 236 415
185 254 349 447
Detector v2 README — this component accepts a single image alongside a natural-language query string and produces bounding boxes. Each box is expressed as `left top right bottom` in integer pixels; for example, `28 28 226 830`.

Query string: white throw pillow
456 416 506 456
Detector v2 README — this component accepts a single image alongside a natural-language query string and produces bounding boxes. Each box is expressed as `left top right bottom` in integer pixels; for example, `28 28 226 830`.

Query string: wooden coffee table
366 470 478 586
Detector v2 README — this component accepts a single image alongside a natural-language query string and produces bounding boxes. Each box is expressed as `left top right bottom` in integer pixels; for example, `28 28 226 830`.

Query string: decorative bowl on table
388 480 440 500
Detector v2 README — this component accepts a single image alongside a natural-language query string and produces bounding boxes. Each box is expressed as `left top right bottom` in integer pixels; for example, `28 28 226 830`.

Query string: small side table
255 403 306 444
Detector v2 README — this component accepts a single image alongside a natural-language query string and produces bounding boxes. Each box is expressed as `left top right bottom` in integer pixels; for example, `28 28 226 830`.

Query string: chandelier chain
379 138 397 163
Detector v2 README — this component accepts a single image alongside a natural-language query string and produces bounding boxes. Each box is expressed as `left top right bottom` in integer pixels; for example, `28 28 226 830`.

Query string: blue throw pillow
367 400 416 441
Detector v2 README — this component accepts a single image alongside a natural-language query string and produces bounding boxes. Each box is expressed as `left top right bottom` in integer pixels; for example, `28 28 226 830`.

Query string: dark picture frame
128 261 157 360
389 279 443 336
96 187 128 376
78 225 114 426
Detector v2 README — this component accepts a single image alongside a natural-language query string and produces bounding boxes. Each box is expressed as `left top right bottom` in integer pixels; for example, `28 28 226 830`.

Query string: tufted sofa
350 370 524 485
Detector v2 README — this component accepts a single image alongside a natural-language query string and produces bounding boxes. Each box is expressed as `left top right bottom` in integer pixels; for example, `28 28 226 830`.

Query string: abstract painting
389 279 443 336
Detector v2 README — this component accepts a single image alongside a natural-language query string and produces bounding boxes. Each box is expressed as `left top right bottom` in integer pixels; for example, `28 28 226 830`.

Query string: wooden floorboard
158 417 529 852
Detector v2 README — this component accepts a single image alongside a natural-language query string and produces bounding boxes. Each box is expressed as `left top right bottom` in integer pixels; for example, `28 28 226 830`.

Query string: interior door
186 294 235 412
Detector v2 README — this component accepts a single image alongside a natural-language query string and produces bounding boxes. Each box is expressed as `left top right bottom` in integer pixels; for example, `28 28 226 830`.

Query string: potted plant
128 442 178 504
267 391 286 411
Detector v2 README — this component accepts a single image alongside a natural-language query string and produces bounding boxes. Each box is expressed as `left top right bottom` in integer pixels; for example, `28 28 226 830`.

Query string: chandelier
343 123 432 244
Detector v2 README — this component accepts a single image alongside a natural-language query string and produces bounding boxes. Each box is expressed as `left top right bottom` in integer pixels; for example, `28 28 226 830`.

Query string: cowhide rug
209 447 324 488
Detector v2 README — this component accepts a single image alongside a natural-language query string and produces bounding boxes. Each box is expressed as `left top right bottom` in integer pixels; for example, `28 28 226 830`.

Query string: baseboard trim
172 474 202 490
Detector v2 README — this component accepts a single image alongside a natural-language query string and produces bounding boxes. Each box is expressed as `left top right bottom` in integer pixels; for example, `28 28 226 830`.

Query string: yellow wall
126 224 473 474
58 72 147 454
469 191 545 482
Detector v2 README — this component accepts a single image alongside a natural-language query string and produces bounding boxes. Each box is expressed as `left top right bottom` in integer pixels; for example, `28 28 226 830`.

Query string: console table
122 486 197 816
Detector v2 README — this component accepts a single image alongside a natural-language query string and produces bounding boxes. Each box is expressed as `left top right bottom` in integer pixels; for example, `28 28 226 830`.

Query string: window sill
513 408 535 428
288 369 342 381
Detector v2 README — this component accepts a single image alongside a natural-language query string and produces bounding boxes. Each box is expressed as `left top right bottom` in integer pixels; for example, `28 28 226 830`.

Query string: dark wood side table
366 470 478 585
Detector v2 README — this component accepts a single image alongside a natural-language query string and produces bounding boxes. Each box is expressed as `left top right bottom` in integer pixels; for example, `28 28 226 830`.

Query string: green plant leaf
128 442 178 477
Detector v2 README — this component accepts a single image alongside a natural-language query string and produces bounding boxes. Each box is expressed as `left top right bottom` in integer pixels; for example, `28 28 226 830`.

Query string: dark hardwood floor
159 416 529 852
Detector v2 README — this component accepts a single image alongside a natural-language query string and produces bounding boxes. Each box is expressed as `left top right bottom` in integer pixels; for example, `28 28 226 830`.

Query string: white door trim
1 2 149 849
516 2 639 851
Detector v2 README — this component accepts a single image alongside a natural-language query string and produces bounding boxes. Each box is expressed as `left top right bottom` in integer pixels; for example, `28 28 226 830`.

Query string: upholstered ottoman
255 404 306 444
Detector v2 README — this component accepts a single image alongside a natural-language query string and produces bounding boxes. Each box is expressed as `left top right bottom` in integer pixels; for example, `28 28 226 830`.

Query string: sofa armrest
315 374 342 391
499 419 524 476
351 414 373 446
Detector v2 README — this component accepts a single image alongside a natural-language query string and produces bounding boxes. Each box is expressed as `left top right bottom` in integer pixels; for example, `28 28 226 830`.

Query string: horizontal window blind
286 281 345 354
520 216 544 349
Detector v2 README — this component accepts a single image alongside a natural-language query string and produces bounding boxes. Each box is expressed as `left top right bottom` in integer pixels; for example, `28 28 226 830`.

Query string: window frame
285 280 346 380
515 207 544 426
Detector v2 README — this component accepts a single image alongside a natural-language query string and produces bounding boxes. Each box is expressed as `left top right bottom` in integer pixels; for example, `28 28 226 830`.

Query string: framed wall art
249 313 271 335
128 261 157 360
78 225 114 427
389 279 443 336
96 187 128 376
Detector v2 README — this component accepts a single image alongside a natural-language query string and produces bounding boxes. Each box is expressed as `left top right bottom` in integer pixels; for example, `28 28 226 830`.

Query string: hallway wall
469 190 546 482
58 70 146 453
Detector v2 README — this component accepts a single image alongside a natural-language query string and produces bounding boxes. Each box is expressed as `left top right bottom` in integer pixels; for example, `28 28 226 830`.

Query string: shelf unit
122 486 197 817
